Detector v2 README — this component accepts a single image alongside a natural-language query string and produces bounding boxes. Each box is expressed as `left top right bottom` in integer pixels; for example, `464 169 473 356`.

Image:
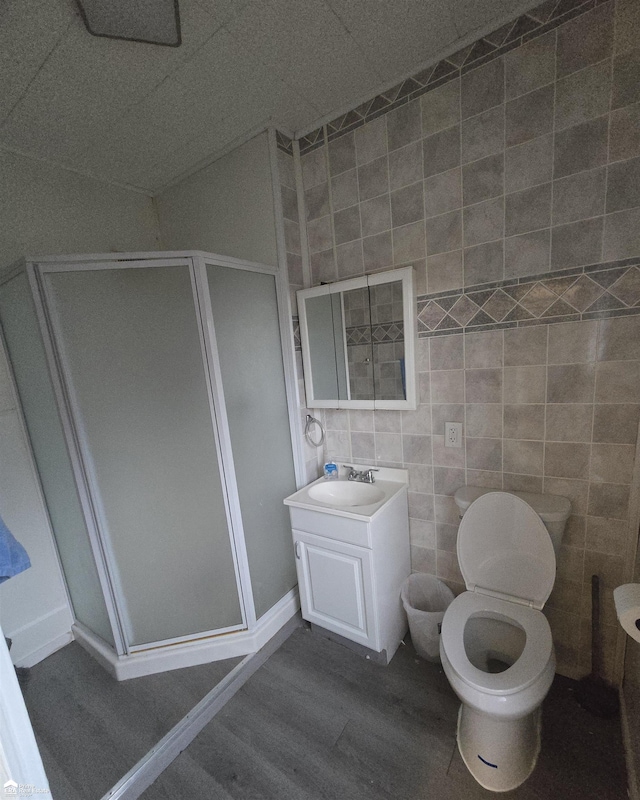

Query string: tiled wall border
293 258 640 348
346 322 405 345
297 0 608 155
292 316 301 350
276 130 294 155
418 258 640 336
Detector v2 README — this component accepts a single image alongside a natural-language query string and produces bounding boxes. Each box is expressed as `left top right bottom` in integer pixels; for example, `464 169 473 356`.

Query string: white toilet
439 487 571 793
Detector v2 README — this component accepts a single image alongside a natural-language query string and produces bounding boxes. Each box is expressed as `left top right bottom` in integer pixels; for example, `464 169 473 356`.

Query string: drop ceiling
0 0 539 194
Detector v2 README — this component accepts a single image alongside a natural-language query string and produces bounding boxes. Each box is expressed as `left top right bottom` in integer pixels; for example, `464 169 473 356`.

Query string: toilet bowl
439 490 570 793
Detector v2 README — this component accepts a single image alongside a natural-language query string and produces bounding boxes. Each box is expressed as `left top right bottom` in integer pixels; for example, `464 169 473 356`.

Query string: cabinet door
293 530 378 650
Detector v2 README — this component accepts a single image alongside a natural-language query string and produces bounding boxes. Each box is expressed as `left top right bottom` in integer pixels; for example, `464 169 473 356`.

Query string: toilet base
456 703 542 792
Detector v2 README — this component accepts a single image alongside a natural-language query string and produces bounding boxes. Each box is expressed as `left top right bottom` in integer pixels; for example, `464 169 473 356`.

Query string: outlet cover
445 422 462 448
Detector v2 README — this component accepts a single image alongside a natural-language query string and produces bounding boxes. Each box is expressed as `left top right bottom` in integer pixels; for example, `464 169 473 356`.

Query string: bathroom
1 0 640 797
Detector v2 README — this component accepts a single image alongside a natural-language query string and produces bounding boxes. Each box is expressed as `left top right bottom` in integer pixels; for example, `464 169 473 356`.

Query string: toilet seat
441 591 553 696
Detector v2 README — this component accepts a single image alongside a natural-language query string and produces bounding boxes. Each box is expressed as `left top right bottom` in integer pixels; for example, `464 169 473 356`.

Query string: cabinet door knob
295 541 301 559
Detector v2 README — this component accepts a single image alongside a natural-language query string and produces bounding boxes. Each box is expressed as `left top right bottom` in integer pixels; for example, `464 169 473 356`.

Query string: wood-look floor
22 642 241 800
140 627 628 800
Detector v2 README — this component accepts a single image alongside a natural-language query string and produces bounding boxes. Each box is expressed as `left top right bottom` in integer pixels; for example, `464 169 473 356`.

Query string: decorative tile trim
346 322 405 345
417 261 640 337
298 0 605 155
292 316 301 350
275 130 294 155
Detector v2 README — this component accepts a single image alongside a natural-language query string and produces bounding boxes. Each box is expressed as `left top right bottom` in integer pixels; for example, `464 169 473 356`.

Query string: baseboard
72 622 120 678
76 588 300 681
620 685 640 800
5 605 73 668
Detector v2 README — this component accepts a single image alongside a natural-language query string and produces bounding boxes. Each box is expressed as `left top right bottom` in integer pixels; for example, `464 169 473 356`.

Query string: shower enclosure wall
0 251 302 679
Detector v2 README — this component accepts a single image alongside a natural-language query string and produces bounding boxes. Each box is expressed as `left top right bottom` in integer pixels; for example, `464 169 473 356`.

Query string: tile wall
301 0 640 292
321 317 640 680
277 138 322 483
292 0 640 681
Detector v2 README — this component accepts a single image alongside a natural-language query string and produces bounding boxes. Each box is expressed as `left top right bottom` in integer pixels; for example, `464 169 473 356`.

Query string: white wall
155 132 278 267
0 149 160 269
0 366 72 666
0 148 160 665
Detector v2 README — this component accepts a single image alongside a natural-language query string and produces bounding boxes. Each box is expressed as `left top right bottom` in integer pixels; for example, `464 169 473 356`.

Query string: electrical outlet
445 422 462 448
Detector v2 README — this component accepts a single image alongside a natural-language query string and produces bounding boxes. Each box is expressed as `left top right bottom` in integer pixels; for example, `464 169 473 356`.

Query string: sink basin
307 481 385 507
284 467 408 519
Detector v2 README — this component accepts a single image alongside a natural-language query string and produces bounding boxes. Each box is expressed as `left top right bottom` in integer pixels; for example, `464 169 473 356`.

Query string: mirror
298 266 416 410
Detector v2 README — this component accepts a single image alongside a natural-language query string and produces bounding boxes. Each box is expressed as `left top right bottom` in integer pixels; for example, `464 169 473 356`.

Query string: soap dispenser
323 459 338 480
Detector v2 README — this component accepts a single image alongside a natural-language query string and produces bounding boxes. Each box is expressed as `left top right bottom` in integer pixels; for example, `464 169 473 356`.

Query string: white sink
308 481 385 507
284 467 408 520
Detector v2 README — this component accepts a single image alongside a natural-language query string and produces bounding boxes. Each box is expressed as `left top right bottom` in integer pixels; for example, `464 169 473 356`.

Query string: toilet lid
457 492 556 609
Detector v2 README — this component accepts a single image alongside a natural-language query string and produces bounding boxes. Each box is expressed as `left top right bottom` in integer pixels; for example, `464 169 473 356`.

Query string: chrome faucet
343 465 379 484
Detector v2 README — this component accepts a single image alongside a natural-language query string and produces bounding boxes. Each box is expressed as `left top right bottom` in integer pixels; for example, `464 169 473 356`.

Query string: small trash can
401 574 455 663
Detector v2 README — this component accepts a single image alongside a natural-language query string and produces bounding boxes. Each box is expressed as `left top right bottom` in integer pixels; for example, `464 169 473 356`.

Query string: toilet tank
453 486 571 555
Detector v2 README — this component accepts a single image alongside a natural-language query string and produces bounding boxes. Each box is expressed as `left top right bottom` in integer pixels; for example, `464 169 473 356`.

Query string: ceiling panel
449 0 533 39
224 0 384 116
0 0 70 126
71 28 316 187
0 0 540 191
0 1 241 162
129 107 273 190
326 0 459 78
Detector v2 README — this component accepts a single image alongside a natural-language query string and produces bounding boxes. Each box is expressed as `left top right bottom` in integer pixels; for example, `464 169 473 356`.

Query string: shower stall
0 251 302 679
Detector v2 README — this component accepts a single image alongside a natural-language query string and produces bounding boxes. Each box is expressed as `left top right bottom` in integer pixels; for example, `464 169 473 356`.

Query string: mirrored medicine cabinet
297 266 416 410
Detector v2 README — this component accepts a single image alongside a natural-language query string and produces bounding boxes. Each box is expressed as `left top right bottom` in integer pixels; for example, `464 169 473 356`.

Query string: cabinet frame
287 485 411 663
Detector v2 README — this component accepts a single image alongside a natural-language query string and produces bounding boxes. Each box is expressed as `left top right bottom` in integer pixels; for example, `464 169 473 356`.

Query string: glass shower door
40 261 244 649
203 262 298 618
0 273 115 646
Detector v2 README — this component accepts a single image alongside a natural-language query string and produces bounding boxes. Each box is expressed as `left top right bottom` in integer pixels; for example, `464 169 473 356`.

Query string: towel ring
304 414 325 448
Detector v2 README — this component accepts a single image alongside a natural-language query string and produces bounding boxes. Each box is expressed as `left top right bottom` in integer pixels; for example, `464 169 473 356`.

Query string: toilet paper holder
614 583 640 643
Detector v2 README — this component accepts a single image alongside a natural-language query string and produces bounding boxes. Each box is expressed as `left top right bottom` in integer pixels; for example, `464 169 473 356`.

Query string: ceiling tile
0 0 71 126
192 0 250 22
70 29 316 186
327 0 458 78
224 0 384 115
0 0 545 191
142 110 271 190
449 0 538 39
0 1 231 161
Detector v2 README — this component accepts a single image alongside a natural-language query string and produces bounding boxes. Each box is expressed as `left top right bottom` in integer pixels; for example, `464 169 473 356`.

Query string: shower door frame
191 252 304 631
26 250 304 658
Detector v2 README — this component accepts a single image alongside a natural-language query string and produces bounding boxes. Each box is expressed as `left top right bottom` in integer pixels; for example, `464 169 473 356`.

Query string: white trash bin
401 574 455 663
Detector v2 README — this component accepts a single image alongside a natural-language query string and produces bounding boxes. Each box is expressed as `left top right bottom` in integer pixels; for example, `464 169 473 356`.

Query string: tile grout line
542 326 549 498
603 34 616 262
457 65 469 517
500 328 505 489
428 337 436 567
580 317 602 673
542 26 556 495
499 54 507 492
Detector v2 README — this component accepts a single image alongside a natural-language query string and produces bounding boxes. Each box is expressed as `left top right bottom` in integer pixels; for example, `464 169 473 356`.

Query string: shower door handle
295 541 301 559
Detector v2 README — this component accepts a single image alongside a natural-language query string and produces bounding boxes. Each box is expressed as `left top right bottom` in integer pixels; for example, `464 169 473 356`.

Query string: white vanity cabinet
285 470 411 663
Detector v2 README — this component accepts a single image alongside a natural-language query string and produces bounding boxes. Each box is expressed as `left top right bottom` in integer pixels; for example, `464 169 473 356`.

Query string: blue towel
0 514 30 584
